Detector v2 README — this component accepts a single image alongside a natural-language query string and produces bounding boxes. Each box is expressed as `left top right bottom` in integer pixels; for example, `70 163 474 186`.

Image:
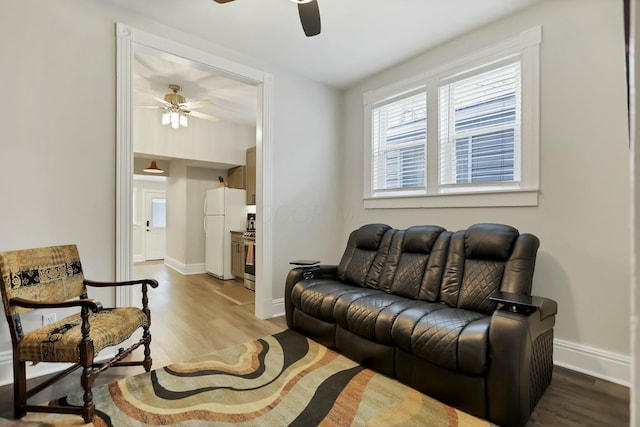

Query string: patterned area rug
20 330 494 426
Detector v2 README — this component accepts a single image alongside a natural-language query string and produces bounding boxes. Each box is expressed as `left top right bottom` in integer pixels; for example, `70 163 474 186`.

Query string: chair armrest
285 265 339 328
487 303 556 426
84 278 159 289
10 297 103 313
287 265 338 283
490 292 557 320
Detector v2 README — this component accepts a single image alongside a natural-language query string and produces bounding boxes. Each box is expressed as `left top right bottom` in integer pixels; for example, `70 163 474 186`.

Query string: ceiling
134 50 259 125
119 0 543 126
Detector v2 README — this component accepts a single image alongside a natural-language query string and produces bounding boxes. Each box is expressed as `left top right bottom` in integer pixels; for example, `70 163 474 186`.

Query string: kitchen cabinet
230 232 245 282
246 146 256 205
227 165 245 189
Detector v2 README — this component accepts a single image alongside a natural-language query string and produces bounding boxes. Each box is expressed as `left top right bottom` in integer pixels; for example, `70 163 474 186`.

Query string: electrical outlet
42 313 56 326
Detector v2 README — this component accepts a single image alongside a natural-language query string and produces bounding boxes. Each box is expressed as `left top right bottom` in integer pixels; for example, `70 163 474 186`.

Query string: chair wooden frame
5 277 158 423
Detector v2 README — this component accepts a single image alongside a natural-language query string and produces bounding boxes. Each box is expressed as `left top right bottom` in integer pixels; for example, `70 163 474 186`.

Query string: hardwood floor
0 262 629 426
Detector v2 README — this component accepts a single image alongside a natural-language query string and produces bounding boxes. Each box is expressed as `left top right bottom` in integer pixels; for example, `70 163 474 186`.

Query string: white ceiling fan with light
138 84 219 129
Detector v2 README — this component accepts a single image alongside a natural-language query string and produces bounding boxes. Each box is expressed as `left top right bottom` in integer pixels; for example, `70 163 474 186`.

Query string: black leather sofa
285 223 557 427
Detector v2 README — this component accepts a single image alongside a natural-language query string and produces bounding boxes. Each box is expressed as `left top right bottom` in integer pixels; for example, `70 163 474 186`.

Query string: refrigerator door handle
203 197 208 215
203 216 207 233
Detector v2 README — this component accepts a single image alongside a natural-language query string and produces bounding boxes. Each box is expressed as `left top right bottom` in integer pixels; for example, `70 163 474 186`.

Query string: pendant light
143 161 164 174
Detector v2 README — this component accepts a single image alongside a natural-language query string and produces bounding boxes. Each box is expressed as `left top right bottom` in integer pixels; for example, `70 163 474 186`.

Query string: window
364 27 541 208
150 199 166 228
372 91 426 192
439 62 520 188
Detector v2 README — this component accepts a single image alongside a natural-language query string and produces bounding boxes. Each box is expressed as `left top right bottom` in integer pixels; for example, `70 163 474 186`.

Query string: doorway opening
116 24 275 319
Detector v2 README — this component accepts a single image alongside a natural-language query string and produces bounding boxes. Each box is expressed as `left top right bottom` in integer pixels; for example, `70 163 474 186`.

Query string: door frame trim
116 24 274 318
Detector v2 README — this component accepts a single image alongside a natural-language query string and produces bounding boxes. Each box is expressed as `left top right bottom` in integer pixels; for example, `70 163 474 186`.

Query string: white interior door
144 191 166 261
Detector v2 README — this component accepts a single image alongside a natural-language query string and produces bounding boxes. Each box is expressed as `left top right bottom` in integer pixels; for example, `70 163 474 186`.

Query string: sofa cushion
291 279 379 323
337 224 395 288
464 223 519 261
377 226 447 298
390 304 449 351
441 224 527 314
392 306 488 375
334 293 422 345
458 259 505 314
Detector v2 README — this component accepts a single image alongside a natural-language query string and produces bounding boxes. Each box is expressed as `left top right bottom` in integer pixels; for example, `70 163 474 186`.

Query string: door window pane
151 199 166 228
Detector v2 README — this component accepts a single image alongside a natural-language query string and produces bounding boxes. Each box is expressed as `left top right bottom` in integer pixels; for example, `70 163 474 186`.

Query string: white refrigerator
204 187 247 279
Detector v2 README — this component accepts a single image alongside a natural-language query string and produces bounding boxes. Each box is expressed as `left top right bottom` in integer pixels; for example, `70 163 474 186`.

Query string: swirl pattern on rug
46 329 494 426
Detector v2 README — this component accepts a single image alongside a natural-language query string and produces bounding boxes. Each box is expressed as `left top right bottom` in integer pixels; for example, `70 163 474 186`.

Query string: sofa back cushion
337 224 394 287
377 226 448 299
439 223 539 314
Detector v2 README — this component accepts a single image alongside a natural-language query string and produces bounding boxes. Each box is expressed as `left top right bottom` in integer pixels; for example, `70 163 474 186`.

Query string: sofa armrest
491 292 558 320
284 265 338 328
486 304 556 427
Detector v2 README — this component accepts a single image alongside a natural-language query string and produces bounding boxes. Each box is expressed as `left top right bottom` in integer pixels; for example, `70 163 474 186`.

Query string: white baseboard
270 298 285 318
554 338 630 387
164 256 206 275
0 348 118 387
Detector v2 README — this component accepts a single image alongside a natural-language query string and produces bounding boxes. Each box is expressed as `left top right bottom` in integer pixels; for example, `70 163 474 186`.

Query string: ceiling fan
212 0 321 37
138 84 219 128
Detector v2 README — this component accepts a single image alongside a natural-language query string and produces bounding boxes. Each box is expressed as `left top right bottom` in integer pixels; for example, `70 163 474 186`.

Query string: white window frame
363 26 541 209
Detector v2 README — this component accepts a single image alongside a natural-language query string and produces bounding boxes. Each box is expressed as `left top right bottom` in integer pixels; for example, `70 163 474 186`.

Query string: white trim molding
164 257 206 276
0 349 118 387
270 297 285 318
115 23 274 320
554 338 631 387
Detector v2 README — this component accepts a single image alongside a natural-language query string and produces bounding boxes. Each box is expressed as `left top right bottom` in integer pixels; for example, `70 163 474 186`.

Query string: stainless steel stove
243 230 256 290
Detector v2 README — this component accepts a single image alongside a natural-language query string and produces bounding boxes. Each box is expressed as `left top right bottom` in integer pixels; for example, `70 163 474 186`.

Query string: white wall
270 73 343 303
0 0 342 384
341 0 630 384
166 161 188 266
134 108 255 166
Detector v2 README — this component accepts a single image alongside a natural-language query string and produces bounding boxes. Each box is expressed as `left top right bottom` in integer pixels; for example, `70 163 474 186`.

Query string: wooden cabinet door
230 237 245 280
227 166 245 189
246 147 256 205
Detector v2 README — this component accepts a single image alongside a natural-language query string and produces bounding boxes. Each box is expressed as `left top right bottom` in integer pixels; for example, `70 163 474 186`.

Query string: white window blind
439 62 521 186
372 91 427 192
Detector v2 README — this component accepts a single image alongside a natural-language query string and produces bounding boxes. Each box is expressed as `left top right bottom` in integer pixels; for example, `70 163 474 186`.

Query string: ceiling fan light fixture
161 111 170 125
170 111 180 129
179 113 188 128
291 0 313 3
143 161 164 174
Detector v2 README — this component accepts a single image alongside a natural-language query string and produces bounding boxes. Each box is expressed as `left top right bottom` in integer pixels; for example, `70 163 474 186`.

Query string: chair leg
80 366 96 423
13 359 27 419
79 329 96 423
143 327 152 372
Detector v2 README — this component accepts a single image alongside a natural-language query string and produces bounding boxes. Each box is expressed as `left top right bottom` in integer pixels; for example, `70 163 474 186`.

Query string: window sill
363 188 538 209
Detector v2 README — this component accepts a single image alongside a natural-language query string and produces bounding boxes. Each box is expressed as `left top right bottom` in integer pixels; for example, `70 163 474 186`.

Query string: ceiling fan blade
188 110 220 122
136 106 164 109
180 100 213 109
298 0 321 37
136 89 172 107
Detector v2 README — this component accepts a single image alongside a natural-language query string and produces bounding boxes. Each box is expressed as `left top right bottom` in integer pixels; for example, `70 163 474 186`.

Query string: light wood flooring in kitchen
0 261 630 426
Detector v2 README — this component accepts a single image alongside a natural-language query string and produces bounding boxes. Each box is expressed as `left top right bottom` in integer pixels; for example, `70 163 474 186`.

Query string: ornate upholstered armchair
0 244 158 423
